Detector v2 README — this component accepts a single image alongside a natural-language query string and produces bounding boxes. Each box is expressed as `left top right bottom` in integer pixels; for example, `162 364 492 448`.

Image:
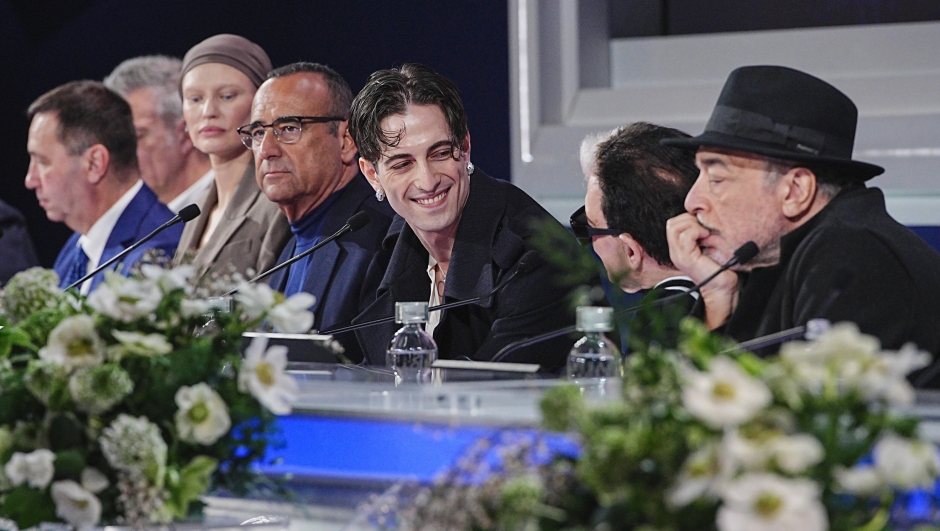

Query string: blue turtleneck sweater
283 191 342 296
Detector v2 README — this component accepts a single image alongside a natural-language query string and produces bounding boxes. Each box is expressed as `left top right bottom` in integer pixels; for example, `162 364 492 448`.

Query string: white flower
99 414 167 484
780 323 928 406
80 467 110 494
174 383 231 445
140 264 194 293
0 267 65 324
668 443 726 507
51 480 102 530
873 433 940 489
266 292 315 333
5 448 56 488
718 473 827 531
234 283 315 333
87 274 162 321
234 282 278 319
858 343 930 407
767 434 824 474
38 315 105 371
68 364 134 414
682 357 772 429
239 336 298 415
833 465 883 496
110 330 173 358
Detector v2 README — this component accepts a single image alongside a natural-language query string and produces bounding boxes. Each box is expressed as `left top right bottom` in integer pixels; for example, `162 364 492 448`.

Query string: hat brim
662 131 884 181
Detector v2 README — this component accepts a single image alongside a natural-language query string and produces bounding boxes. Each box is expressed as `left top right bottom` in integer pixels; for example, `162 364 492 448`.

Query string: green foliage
0 485 58 529
163 456 218 519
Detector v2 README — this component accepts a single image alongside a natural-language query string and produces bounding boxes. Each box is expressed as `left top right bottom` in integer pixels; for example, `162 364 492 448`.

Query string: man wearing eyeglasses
244 62 394 362
574 123 699 323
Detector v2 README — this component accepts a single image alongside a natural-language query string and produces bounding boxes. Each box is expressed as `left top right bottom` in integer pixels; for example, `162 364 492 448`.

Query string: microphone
323 250 539 336
223 211 370 296
491 241 760 363
66 203 201 291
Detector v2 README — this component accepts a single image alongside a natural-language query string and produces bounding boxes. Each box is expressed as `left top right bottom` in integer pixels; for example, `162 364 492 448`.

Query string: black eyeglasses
237 115 347 149
570 205 626 246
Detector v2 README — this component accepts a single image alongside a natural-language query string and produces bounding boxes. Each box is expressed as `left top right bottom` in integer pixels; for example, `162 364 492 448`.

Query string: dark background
0 0 511 266
3 1 939 267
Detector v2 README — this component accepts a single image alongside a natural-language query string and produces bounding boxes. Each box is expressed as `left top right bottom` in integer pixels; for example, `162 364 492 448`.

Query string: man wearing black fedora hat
663 65 940 384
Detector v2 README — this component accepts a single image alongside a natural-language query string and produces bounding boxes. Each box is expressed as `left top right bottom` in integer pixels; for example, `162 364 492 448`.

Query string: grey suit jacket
173 163 290 291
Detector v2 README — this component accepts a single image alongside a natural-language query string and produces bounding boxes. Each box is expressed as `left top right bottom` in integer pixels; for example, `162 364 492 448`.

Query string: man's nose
685 172 708 213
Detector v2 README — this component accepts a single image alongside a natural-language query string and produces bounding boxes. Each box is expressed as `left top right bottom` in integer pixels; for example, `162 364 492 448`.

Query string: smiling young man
348 63 579 371
663 66 940 385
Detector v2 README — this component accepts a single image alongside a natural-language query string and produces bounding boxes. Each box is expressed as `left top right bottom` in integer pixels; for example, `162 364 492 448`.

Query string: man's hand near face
666 213 738 329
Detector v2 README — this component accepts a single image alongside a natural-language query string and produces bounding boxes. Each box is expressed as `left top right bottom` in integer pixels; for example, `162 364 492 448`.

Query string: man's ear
359 157 381 191
339 122 358 165
618 232 644 271
83 144 110 185
780 167 818 218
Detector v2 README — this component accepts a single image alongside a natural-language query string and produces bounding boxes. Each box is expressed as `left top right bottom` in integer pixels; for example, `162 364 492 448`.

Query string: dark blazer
173 163 290 289
0 199 39 285
53 183 182 291
627 276 699 351
353 170 578 373
725 185 940 386
269 175 394 362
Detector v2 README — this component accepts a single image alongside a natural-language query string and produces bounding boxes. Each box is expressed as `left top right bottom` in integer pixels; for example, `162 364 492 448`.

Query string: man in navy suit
26 81 182 294
246 63 393 362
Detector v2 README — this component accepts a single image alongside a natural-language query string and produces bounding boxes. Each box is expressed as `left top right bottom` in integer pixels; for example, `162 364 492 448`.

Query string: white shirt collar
77 180 143 294
167 169 214 213
653 275 699 299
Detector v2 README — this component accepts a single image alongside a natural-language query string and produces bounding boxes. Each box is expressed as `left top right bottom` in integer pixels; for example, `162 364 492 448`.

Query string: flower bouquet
0 265 315 529
384 319 939 531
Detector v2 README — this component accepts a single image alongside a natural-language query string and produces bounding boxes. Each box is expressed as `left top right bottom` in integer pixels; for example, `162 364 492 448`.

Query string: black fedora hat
663 65 884 180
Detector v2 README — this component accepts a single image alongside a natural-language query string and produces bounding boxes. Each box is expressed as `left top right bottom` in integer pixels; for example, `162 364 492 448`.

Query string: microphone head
517 250 539 274
347 211 370 232
178 204 201 222
733 241 759 265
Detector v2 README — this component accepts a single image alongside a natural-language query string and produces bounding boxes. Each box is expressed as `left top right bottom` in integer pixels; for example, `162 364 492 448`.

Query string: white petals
4 449 56 489
682 357 772 429
51 480 102 530
110 330 173 358
87 275 162 322
239 336 298 415
718 473 827 531
174 383 232 445
873 433 940 489
38 315 105 371
80 467 110 494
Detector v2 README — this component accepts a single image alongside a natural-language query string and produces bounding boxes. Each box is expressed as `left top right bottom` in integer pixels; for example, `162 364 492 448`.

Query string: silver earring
375 189 385 202
467 161 475 175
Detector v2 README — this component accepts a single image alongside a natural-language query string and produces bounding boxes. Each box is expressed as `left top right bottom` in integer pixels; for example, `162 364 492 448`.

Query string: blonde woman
173 34 289 289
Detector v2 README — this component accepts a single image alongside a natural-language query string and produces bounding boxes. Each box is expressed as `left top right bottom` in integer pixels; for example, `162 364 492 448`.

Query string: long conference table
192 360 940 531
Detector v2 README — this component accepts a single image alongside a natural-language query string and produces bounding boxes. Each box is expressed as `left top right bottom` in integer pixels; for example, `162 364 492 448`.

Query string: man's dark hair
27 80 137 176
266 62 353 136
348 63 468 165
595 122 698 266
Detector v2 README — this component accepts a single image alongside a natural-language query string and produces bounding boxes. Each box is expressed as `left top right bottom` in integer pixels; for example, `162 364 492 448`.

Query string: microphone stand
322 250 537 336
491 241 760 362
224 211 369 296
66 204 201 291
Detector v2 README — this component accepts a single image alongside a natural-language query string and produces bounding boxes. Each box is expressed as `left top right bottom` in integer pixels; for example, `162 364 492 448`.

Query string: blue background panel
259 415 494 483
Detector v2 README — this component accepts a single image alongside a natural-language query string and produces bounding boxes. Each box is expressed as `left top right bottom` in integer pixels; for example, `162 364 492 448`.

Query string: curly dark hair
594 122 698 266
348 63 468 165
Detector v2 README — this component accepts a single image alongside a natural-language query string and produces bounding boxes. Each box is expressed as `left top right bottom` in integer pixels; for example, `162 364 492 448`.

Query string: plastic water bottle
387 302 439 384
567 306 621 380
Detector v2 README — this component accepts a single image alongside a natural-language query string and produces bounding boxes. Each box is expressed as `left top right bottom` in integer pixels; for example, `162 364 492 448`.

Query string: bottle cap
395 301 429 324
576 306 613 332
